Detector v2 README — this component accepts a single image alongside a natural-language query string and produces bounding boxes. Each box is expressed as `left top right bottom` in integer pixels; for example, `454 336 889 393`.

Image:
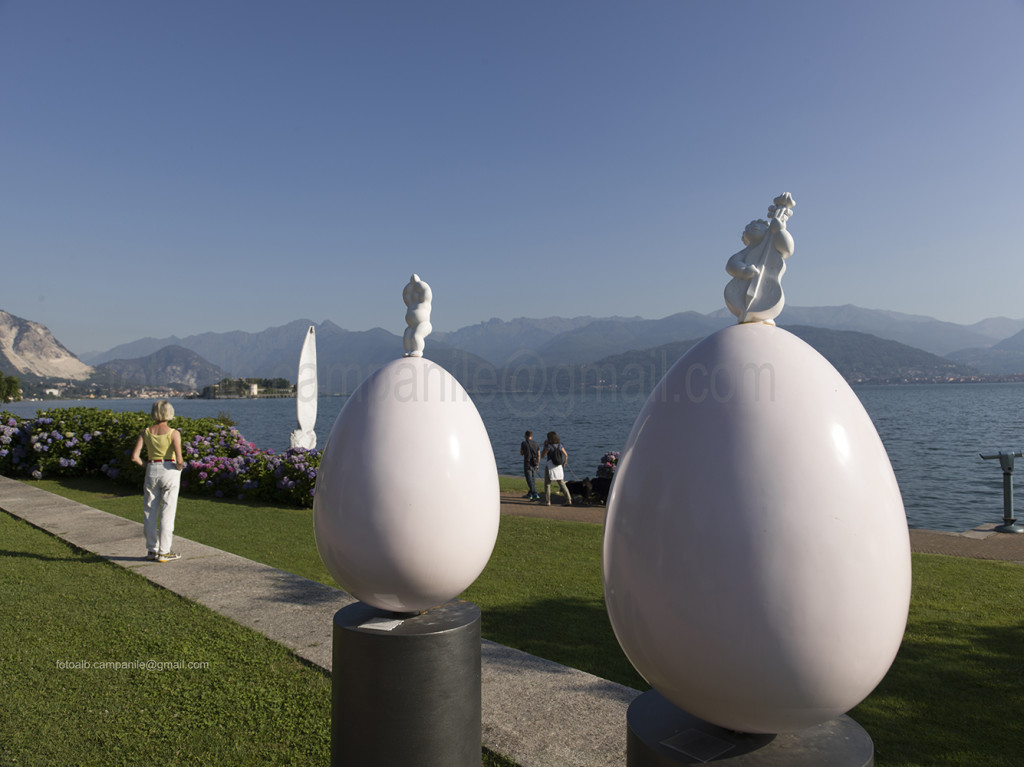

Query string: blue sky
3 0 1023 356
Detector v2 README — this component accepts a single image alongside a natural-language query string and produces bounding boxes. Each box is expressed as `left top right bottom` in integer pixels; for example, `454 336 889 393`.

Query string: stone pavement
2 475 1023 766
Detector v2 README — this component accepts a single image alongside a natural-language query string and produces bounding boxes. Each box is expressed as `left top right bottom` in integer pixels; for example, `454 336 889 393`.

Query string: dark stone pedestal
331 600 481 767
627 690 874 766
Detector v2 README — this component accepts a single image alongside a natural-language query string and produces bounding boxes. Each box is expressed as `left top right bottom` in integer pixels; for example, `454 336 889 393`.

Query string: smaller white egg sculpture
313 275 499 613
603 322 911 733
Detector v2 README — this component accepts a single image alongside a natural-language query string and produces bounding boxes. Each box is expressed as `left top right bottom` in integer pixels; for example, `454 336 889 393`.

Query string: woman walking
131 399 185 562
541 431 572 507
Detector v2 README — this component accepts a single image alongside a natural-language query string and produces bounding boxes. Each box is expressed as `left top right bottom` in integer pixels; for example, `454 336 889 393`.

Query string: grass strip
16 477 1024 766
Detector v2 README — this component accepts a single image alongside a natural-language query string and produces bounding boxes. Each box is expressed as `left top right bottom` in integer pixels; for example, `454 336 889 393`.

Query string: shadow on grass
47 475 138 498
855 619 1024 766
0 546 108 563
479 596 648 692
44 476 304 513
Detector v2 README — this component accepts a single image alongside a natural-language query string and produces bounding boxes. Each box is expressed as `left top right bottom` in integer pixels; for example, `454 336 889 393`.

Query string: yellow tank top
143 428 176 461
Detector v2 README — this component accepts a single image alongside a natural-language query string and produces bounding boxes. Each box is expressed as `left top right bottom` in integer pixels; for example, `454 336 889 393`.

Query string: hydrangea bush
0 407 320 507
596 450 620 479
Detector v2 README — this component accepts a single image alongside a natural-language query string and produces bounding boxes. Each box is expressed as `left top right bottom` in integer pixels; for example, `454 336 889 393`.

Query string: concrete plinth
627 690 874 766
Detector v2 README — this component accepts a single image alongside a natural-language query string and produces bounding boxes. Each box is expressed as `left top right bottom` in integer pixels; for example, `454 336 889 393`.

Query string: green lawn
6 476 1024 766
852 554 1024 765
0 510 332 766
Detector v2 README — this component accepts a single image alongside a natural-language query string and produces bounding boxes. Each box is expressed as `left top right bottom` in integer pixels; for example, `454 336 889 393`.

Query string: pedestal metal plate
627 690 874 766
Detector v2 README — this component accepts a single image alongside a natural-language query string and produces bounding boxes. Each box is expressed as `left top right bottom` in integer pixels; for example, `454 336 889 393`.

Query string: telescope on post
979 450 1024 533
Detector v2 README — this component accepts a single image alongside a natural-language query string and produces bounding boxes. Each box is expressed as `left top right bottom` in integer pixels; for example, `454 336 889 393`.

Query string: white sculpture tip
403 274 433 358
292 323 318 449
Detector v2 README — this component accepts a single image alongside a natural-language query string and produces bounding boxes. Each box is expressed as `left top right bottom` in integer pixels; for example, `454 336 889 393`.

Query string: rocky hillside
94 345 226 390
0 310 93 381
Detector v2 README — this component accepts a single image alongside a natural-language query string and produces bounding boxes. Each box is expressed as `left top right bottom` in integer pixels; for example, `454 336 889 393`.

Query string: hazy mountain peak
95 345 226 390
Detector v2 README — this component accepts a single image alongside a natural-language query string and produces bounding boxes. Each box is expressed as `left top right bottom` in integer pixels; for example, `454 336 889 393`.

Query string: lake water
6 383 1024 532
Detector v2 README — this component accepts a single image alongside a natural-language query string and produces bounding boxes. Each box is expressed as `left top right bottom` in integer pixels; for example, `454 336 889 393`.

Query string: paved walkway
2 476 1022 766
501 491 1024 564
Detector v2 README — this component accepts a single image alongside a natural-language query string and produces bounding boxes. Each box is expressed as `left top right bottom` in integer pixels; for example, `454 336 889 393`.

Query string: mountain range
4 305 1024 394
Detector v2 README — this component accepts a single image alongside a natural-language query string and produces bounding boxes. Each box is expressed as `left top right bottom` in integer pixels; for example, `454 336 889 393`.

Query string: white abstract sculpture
604 199 911 735
313 275 499 613
403 273 432 357
724 193 795 324
289 325 318 450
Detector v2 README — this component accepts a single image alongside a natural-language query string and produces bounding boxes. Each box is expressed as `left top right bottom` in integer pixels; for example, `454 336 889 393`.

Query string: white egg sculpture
603 321 911 733
313 275 500 613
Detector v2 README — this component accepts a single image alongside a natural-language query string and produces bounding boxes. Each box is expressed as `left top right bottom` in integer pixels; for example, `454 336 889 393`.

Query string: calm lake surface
7 383 1024 532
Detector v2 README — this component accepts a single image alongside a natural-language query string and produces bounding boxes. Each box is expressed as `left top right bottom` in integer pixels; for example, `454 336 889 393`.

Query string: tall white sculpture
315 278 491 767
724 192 795 324
289 325 317 450
403 273 432 357
604 195 911 736
313 275 499 613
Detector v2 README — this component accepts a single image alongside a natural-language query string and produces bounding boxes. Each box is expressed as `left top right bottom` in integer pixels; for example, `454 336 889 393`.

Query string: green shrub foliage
0 407 319 507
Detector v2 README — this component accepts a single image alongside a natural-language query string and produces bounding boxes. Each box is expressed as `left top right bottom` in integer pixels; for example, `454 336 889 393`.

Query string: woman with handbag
541 431 572 507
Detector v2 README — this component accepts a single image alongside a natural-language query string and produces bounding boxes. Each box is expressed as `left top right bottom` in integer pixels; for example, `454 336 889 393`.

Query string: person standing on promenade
541 431 572 507
131 400 185 563
520 430 540 501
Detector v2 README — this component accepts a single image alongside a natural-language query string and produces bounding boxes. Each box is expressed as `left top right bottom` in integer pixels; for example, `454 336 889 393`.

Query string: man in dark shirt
520 430 540 501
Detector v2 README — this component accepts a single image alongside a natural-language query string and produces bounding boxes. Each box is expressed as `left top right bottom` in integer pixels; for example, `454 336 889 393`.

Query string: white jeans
143 461 181 555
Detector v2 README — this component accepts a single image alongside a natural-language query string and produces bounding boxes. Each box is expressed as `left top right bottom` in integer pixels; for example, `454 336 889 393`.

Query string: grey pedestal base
627 690 874 766
331 600 481 767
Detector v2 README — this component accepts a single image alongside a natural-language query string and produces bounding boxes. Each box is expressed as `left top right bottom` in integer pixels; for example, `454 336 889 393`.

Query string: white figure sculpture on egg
313 274 499 614
603 193 911 735
724 192 795 324
403 273 433 357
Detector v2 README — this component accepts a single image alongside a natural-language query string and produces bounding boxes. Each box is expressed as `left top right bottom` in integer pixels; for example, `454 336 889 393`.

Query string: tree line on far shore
1 374 21 403
199 377 293 399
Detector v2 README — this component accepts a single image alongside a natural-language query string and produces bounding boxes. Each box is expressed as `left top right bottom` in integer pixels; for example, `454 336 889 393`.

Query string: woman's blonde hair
151 399 175 422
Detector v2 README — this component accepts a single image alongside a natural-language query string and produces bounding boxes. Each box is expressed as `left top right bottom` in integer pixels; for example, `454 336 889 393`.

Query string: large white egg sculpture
314 355 500 613
603 322 911 733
